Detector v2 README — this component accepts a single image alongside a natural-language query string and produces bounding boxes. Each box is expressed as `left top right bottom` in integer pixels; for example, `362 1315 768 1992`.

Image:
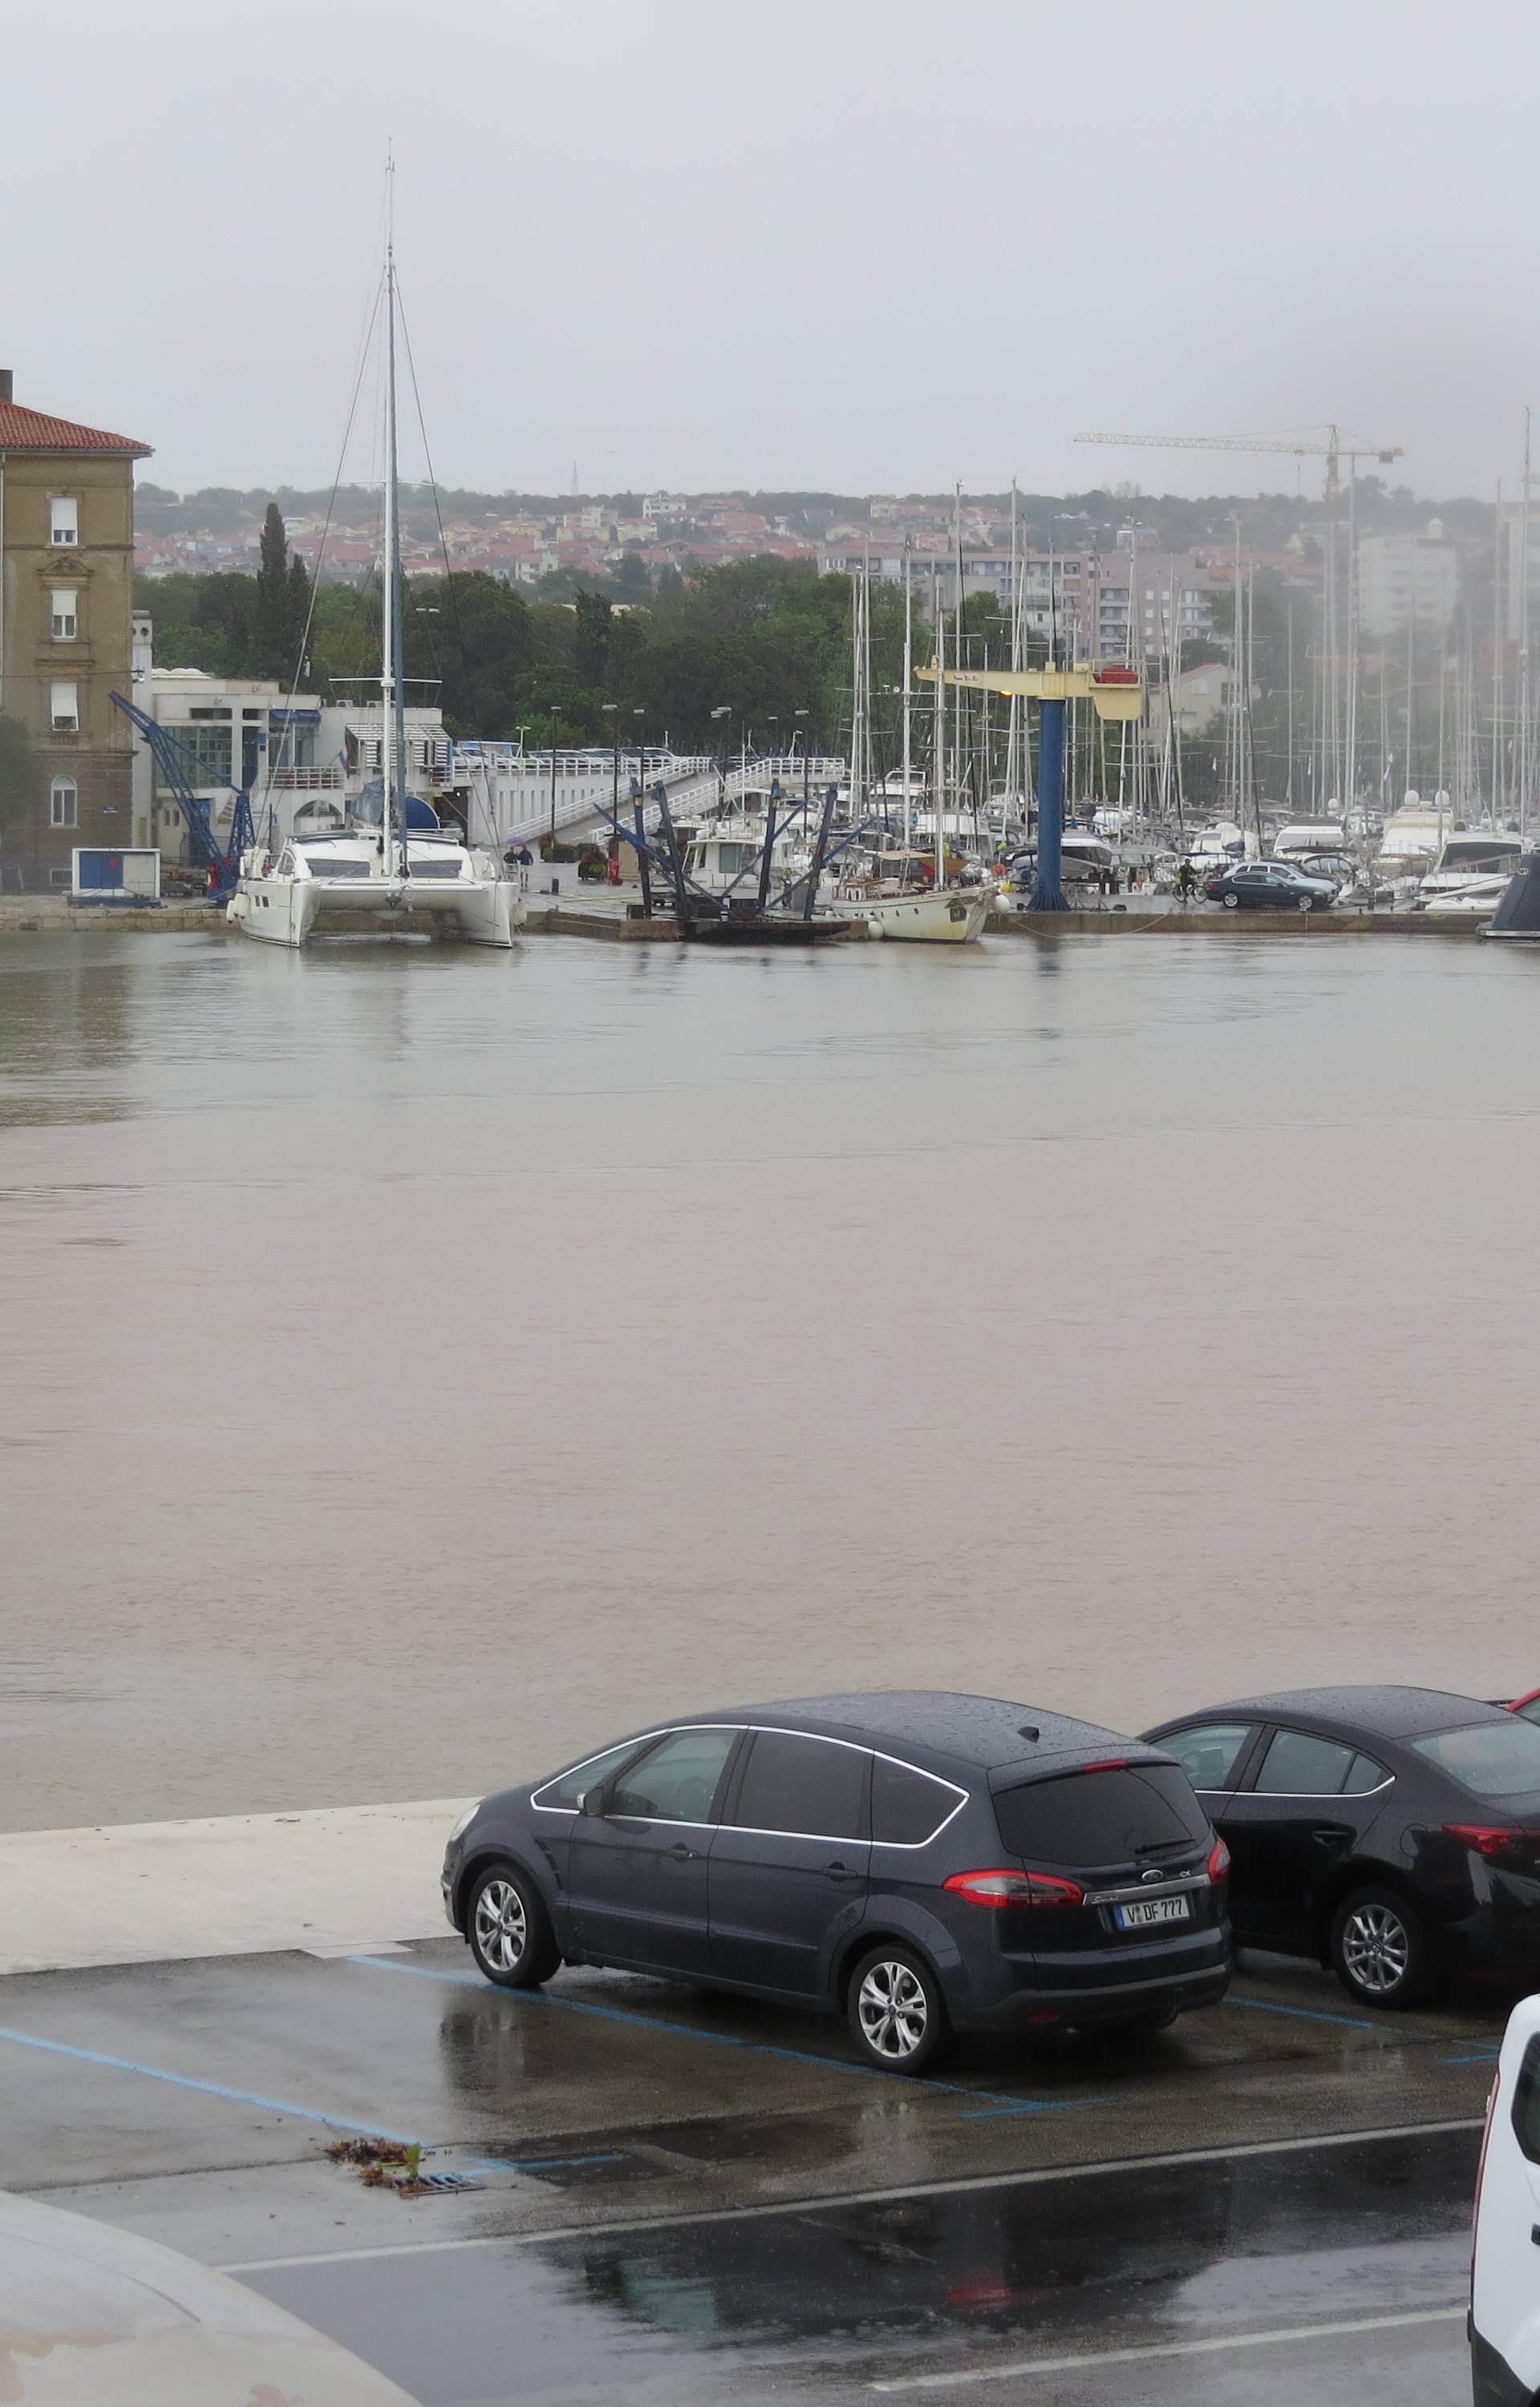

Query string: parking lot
2 1934 1500 2401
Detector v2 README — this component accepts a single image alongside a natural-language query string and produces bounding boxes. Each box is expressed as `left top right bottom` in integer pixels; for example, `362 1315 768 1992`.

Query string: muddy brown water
2 926 1538 1832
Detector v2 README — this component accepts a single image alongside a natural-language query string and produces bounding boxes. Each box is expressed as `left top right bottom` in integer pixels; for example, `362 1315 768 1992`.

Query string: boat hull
830 890 991 944
229 878 521 948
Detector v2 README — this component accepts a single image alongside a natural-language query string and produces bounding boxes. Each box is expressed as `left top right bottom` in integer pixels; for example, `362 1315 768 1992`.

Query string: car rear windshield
1410 1719 1540 1799
994 1763 1209 1868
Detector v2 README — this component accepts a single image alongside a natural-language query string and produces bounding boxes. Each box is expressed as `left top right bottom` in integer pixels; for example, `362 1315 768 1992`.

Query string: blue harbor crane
917 661 1145 909
109 691 257 899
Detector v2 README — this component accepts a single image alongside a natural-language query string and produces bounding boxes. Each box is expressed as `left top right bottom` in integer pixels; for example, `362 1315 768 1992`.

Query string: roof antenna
1017 1724 1040 1743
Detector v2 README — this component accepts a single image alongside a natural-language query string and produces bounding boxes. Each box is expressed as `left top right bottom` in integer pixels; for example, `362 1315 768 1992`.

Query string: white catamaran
229 198 519 952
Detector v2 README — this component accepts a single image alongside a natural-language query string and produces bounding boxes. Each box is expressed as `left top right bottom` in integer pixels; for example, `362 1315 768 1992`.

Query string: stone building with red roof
0 371 152 887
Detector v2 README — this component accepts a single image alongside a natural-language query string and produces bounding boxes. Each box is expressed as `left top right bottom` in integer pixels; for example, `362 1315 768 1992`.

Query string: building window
51 588 78 639
50 867 72 887
51 497 79 547
167 724 233 783
51 680 79 732
51 777 78 827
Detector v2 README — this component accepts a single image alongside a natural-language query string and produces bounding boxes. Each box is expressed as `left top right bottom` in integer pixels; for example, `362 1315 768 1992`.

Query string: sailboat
826 564 991 944
229 189 519 952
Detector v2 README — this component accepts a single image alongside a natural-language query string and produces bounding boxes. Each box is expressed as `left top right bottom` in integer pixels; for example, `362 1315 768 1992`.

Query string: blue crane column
1030 695 1069 911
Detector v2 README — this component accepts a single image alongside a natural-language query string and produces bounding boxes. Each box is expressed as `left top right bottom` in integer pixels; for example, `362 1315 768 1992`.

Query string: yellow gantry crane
915 662 1145 910
1073 426 1402 501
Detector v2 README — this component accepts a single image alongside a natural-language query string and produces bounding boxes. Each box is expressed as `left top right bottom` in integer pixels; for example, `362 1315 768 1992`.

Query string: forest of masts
847 468 1538 841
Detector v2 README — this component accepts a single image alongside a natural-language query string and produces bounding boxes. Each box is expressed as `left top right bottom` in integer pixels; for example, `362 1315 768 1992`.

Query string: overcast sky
6 0 1540 501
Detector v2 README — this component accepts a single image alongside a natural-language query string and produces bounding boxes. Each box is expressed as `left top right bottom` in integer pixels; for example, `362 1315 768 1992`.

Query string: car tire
1329 1887 1433 2009
465 1859 561 1991
1298 895 1315 913
1114 2000 1180 2039
1223 891 1240 909
847 1944 947 2075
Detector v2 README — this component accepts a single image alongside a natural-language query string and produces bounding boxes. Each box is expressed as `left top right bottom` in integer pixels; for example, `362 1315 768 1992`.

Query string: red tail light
1207 1837 1230 1881
1447 1825 1540 1869
944 1868 1084 1909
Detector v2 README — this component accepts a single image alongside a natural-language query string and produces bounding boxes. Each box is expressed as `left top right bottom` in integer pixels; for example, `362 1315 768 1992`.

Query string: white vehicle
0 2188 418 2403
1471 1992 1540 2405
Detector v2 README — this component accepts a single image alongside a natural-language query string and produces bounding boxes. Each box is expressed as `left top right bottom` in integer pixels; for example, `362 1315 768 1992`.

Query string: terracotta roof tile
0 400 152 457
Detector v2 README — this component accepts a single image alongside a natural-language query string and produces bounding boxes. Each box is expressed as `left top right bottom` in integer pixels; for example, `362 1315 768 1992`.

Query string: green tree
252 504 311 681
573 590 613 686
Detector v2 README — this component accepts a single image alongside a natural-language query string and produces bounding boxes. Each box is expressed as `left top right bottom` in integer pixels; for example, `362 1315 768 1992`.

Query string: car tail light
944 1868 1085 1909
1207 1837 1230 1881
1447 1825 1540 1871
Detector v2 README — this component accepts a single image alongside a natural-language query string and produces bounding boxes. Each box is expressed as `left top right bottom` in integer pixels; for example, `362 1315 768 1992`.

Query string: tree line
137 507 926 756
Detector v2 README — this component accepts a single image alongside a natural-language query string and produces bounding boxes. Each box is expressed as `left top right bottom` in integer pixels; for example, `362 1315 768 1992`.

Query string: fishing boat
229 189 518 952
825 562 990 944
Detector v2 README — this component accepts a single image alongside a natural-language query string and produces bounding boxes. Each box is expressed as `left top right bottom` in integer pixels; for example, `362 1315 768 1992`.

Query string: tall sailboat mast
901 550 913 852
381 168 407 882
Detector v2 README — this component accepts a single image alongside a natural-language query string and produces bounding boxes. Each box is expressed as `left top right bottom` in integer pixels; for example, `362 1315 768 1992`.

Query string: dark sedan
1145 1686 1540 2007
443 1692 1231 2072
1204 861 1337 911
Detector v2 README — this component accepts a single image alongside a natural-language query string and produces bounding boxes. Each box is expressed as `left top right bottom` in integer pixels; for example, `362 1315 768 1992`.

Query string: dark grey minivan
441 1691 1231 2071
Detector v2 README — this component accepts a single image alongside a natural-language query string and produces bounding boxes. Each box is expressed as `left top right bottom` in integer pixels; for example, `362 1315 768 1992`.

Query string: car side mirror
578 1786 607 1817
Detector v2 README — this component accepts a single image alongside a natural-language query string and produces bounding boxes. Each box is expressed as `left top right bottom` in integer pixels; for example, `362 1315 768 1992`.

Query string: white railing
270 766 346 791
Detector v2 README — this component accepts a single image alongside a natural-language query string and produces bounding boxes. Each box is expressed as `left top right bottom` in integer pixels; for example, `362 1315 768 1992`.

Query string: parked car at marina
1203 861 1338 911
443 1692 1231 2072
1145 1687 1540 2007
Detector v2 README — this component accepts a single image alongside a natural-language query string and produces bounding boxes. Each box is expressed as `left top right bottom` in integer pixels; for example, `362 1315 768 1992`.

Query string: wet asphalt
2 1937 1497 2401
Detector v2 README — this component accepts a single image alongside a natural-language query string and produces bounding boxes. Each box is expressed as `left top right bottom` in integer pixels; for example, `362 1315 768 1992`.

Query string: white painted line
0 1800 472 1975
868 2305 1466 2391
223 2114 1483 2274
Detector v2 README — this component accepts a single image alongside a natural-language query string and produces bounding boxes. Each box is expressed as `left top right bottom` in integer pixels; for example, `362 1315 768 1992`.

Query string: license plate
1113 1895 1191 1930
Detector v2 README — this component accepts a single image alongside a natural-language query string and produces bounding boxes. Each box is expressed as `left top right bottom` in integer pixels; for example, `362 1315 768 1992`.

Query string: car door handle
668 1841 699 1861
1311 1825 1352 1846
825 1859 856 1882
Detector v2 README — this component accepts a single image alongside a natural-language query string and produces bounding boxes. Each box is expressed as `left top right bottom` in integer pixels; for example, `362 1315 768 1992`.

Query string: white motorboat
231 195 517 954
1415 832 1525 907
1420 875 1510 919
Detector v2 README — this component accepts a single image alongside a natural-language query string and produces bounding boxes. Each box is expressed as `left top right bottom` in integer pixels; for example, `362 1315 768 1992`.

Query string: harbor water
2 927 1538 1831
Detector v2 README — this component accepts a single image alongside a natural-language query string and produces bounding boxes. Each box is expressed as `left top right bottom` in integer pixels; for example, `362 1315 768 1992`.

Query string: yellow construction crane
1073 425 1402 501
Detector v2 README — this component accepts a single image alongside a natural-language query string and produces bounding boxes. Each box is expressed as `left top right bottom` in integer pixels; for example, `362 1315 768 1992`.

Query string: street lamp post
631 707 650 915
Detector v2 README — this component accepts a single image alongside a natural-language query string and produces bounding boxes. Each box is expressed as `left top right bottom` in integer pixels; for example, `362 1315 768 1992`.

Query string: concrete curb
0 1800 473 1975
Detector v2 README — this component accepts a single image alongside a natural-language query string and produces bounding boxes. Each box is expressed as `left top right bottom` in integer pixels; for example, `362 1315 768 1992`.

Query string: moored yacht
230 189 518 954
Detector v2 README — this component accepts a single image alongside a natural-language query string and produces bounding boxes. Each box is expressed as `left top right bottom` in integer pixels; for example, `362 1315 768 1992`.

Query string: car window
609 1727 740 1825
728 1730 869 1841
1254 1729 1360 1795
533 1738 650 1812
1343 1751 1389 1794
1411 1719 1540 1798
1513 2034 1540 2164
995 1763 1209 1867
871 1755 962 1845
1158 1723 1257 1792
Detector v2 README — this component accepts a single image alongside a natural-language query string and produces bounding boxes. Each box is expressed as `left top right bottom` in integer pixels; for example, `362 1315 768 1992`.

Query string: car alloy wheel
1298 894 1315 912
857 1958 929 2061
1339 1900 1411 1996
1223 891 1240 908
473 1877 527 1975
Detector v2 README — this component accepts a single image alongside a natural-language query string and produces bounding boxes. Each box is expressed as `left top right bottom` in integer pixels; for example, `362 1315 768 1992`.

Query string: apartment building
0 371 152 887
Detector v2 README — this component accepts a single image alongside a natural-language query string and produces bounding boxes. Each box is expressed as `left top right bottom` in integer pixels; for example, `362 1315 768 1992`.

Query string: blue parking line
346 1953 1084 2119
1445 2049 1502 2065
1223 1994 1376 2033
0 2022 428 2147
